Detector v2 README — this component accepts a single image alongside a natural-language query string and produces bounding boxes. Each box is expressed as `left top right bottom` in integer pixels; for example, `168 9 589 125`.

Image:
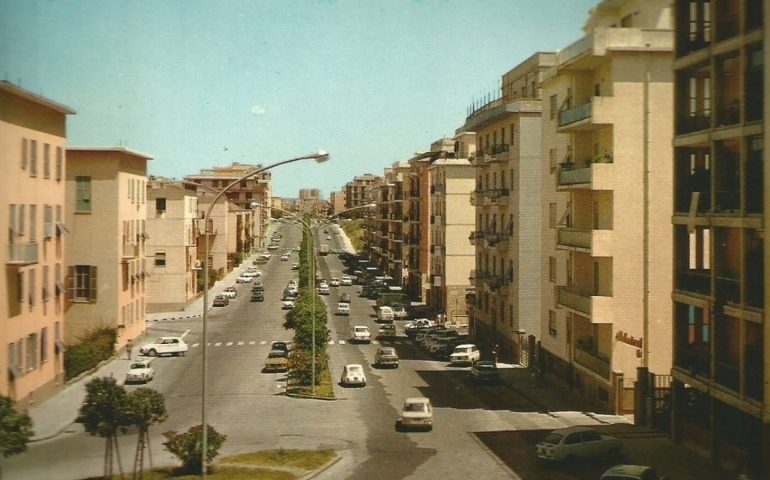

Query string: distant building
145 178 199 312
298 188 321 215
65 147 151 355
0 81 75 408
329 189 346 215
345 173 380 216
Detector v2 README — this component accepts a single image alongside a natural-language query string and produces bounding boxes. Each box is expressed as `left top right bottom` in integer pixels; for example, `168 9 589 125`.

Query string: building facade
0 81 74 408
65 147 150 353
345 173 380 216
145 178 199 312
670 0 769 476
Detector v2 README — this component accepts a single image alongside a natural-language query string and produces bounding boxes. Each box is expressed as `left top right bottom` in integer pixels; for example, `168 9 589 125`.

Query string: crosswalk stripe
215 342 222 347
237 341 244 346
191 343 199 348
339 340 346 345
226 341 233 346
372 340 380 345
248 341 256 345
260 341 267 345
328 340 334 345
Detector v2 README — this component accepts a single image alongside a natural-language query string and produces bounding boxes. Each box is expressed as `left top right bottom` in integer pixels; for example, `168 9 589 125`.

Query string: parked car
405 320 437 337
600 465 668 480
212 295 229 307
282 299 295 310
469 360 502 384
340 276 353 286
125 360 154 384
318 284 330 295
281 253 290 261
391 305 408 319
267 244 279 250
397 397 432 431
350 325 371 343
536 426 622 463
339 292 351 303
374 347 399 368
377 306 395 323
329 278 340 287
236 274 252 283
250 291 264 302
222 287 237 299
291 263 299 270
340 364 366 387
264 350 289 373
139 337 188 357
270 341 291 354
378 324 397 338
336 303 350 316
449 344 481 366
251 283 264 292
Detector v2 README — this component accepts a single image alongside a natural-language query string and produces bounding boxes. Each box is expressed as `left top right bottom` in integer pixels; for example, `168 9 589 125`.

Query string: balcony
556 286 613 323
6 242 39 265
486 231 510 250
470 190 484 206
574 341 611 380
558 96 614 132
485 144 510 163
469 231 485 246
555 27 673 72
557 228 613 257
557 159 614 191
122 242 140 259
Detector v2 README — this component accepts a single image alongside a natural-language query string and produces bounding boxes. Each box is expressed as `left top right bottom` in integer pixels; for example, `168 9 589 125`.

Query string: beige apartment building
345 173 380 217
329 189 346 215
0 81 74 408
428 155 475 324
145 178 199 312
365 162 409 285
298 188 321 215
540 0 674 413
196 186 235 279
462 53 553 363
227 206 256 268
670 0 768 476
65 147 151 353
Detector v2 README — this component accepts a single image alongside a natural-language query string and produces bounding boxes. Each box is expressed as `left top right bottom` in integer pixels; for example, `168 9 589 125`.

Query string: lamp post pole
200 151 328 478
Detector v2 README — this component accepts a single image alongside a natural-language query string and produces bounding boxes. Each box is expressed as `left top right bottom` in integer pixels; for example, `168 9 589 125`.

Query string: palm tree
77 376 130 479
126 388 167 479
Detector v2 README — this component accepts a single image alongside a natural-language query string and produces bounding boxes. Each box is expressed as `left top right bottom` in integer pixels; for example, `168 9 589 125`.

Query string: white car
336 303 350 316
351 326 371 343
282 299 295 310
125 360 154 384
340 364 366 387
139 337 188 357
340 276 353 286
397 397 433 431
600 465 669 480
329 278 340 287
391 305 408 319
449 344 481 366
236 274 253 283
222 287 237 298
377 306 395 322
536 426 622 462
318 285 330 295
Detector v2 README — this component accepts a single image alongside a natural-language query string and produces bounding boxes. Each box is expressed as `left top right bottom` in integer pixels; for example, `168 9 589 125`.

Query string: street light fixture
200 150 329 478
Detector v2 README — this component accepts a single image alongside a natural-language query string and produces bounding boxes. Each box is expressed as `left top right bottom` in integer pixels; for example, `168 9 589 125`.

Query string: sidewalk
28 223 278 442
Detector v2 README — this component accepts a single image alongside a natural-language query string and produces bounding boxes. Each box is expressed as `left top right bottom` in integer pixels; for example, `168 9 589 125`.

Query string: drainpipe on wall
642 52 651 369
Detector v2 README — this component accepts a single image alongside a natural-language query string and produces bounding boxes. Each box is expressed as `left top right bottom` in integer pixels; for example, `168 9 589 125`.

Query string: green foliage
0 395 33 457
196 268 218 293
287 348 329 386
64 327 118 380
339 219 364 252
294 319 329 352
163 424 227 474
77 376 131 437
126 388 168 432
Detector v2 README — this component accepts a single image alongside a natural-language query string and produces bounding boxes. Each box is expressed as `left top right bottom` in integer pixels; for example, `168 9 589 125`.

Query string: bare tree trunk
104 436 113 480
145 430 154 470
113 435 125 480
132 428 147 480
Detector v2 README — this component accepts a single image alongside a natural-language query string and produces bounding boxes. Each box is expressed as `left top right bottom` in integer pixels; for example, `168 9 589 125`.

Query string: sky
1 0 598 198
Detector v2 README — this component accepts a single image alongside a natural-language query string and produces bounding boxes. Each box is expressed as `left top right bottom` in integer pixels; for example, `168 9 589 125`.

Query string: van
377 306 395 323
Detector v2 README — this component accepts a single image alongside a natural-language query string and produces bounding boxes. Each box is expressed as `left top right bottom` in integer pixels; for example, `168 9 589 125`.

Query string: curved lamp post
200 150 328 478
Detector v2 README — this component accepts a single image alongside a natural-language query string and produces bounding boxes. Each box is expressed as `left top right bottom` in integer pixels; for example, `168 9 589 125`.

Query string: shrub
163 424 226 474
64 327 117 380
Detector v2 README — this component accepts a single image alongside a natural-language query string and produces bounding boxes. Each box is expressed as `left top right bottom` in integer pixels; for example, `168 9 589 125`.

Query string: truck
319 244 329 256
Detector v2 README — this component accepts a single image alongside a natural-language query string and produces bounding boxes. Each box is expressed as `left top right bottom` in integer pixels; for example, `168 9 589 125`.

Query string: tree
0 395 33 457
77 376 131 479
163 424 226 474
125 388 167 480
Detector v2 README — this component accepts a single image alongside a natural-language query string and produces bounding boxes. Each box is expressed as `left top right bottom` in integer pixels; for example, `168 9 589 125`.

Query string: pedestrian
126 339 133 360
492 344 499 364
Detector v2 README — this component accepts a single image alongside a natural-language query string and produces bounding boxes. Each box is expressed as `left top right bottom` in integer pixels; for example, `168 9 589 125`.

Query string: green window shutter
89 266 97 302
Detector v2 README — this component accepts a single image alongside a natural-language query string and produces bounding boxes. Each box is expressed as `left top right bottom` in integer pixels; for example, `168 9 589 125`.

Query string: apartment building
345 173 380 217
227 206 256 268
670 0 768 476
540 0 675 413
196 186 235 279
298 188 321 215
462 53 554 363
145 178 199 312
65 147 150 353
329 189 346 215
185 163 271 252
428 154 475 324
0 81 74 408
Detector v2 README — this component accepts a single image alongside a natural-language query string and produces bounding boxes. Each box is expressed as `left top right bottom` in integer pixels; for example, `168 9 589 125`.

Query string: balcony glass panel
557 286 590 314
716 55 741 127
6 242 39 264
744 230 764 308
674 148 711 214
745 48 763 122
745 321 763 401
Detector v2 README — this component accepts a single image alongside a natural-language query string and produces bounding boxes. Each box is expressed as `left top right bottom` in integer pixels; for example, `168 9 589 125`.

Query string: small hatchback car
340 364 366 387
397 397 433 431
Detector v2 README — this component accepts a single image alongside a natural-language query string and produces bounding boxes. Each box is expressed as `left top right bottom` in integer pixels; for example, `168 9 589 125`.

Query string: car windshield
543 432 564 444
404 402 427 412
130 363 147 369
380 348 395 355
355 327 367 333
268 351 286 358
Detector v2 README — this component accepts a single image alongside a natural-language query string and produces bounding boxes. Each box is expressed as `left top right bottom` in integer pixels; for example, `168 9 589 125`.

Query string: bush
64 327 117 380
163 424 227 474
196 268 218 293
288 348 329 386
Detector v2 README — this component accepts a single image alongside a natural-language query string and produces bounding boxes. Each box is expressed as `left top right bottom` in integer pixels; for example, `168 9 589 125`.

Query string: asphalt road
4 221 629 480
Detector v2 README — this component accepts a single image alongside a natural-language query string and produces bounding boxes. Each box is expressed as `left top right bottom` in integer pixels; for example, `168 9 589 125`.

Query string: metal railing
559 101 592 126
7 242 39 264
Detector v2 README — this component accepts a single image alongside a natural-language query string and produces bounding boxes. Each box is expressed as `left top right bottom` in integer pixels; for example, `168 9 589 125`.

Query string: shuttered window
75 176 92 213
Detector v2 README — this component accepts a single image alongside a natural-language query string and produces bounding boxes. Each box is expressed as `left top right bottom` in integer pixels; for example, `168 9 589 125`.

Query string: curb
284 391 339 401
305 453 343 479
149 314 203 322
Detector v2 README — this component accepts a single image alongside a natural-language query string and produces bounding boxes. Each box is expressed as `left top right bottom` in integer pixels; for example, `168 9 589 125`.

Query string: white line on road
237 341 244 346
226 341 233 346
339 340 346 345
260 341 267 345
191 343 199 348
181 329 190 338
215 342 222 347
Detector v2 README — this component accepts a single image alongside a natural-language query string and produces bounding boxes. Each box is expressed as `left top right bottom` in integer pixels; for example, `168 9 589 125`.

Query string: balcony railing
6 242 39 265
470 190 484 206
469 231 485 245
559 101 592 126
575 341 610 379
557 228 591 249
558 165 591 185
556 286 590 314
486 231 510 249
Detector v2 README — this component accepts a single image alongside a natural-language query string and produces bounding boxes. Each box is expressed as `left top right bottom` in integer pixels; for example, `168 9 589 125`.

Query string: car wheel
395 421 403 432
147 349 158 357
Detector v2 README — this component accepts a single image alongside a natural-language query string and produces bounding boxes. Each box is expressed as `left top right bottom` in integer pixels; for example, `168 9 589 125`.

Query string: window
40 327 48 364
56 147 63 181
549 203 557 228
26 333 38 371
549 257 556 282
21 138 27 170
75 176 91 212
509 123 515 145
43 143 51 179
8 204 16 242
156 197 167 212
18 204 25 236
7 343 18 379
29 205 36 242
549 94 557 119
70 265 97 302
28 269 35 306
29 140 37 176
155 250 166 267
17 271 23 303
44 205 53 239
549 310 557 336
42 265 49 303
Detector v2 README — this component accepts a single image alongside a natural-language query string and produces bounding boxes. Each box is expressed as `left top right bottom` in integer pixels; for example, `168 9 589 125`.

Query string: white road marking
249 341 256 345
237 341 244 346
214 342 222 347
181 329 190 338
226 341 233 346
338 340 346 345
260 340 267 345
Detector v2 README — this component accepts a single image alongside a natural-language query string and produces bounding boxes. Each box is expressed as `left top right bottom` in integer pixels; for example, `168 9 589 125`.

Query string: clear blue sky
1 0 597 197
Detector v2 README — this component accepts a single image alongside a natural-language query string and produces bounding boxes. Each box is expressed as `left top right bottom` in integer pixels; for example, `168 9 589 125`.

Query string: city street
4 222 628 480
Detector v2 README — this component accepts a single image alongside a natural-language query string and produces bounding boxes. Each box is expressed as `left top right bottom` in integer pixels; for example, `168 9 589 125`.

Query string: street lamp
200 150 328 478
